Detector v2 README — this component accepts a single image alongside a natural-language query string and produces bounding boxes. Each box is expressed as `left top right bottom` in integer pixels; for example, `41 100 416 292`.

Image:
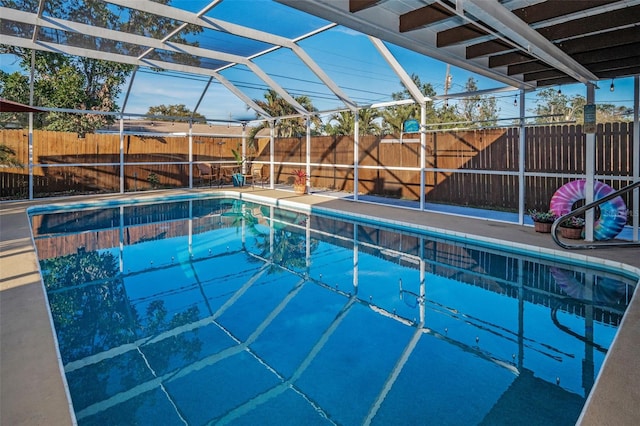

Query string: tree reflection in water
244 206 318 273
41 247 205 417
41 249 131 363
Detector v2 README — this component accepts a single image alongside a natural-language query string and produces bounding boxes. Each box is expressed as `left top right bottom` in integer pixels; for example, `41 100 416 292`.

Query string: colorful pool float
550 266 627 304
549 180 627 240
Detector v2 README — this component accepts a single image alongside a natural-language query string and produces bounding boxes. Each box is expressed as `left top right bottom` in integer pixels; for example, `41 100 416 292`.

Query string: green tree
358 107 382 135
533 90 630 125
435 103 462 129
325 111 353 136
248 89 321 145
1 51 132 134
596 103 632 123
0 70 48 129
531 88 571 123
0 0 202 133
566 94 586 123
147 104 206 121
458 77 499 127
325 108 381 136
381 74 438 135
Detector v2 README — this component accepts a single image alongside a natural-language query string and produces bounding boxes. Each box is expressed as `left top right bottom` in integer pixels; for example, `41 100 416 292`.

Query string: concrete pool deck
1 187 639 425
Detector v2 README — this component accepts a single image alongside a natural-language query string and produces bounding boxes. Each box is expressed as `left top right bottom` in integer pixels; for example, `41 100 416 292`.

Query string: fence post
518 89 525 224
270 120 275 189
354 110 359 201
305 117 311 192
633 75 639 241
189 121 193 189
119 117 124 194
28 113 33 200
584 83 596 241
420 103 426 210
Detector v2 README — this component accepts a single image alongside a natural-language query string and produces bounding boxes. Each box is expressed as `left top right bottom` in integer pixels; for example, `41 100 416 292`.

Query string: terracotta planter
533 221 552 233
560 226 583 239
293 184 307 195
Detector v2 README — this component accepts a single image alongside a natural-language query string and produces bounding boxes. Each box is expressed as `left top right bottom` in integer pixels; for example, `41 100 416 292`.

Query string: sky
108 26 637 123
0 0 636 124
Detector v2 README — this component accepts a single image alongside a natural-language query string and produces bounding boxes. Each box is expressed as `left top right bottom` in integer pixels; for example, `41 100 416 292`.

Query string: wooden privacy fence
0 131 245 195
261 123 634 212
1 123 635 215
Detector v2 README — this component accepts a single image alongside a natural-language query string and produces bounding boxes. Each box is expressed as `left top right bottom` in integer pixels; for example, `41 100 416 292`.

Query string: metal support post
584 83 596 241
518 89 526 224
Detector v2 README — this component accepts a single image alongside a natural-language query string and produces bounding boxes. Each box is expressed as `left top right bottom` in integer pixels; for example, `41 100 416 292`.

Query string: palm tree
325 108 381 136
325 111 354 136
248 90 321 146
358 107 382 135
382 74 438 135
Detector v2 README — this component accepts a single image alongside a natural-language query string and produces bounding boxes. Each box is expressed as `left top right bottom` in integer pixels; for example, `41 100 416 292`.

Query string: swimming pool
29 195 637 425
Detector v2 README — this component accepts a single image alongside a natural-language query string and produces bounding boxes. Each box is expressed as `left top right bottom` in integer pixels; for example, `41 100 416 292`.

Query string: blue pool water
30 196 637 425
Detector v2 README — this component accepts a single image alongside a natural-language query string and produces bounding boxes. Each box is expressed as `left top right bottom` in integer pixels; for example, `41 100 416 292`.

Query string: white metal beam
1 5 311 117
290 43 358 111
136 0 221 61
120 66 138 113
369 36 430 103
0 8 248 66
245 62 309 116
105 1 325 117
209 72 272 120
518 89 526 225
432 86 517 100
1 34 273 119
105 0 294 47
276 0 536 89
31 0 46 43
585 83 596 241
107 2 354 114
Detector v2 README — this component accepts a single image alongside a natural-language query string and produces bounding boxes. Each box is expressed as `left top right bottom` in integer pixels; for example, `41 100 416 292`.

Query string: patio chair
251 165 268 188
219 165 235 185
196 163 220 187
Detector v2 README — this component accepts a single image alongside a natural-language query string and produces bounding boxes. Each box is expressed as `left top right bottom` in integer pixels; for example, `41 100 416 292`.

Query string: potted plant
231 149 245 187
559 216 585 239
291 169 307 195
528 209 558 233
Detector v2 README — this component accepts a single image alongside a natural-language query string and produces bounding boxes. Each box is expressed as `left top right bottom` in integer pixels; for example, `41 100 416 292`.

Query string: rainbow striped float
549 180 627 240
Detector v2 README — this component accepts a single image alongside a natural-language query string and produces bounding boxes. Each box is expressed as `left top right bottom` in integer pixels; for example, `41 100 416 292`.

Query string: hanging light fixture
610 79 615 92
557 86 562 95
513 94 518 107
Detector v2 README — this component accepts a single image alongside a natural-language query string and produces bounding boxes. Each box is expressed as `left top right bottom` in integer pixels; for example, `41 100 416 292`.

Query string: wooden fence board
1 125 634 214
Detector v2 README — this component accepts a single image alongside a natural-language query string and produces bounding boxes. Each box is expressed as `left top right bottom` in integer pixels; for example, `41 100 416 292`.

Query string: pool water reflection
30 196 636 425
